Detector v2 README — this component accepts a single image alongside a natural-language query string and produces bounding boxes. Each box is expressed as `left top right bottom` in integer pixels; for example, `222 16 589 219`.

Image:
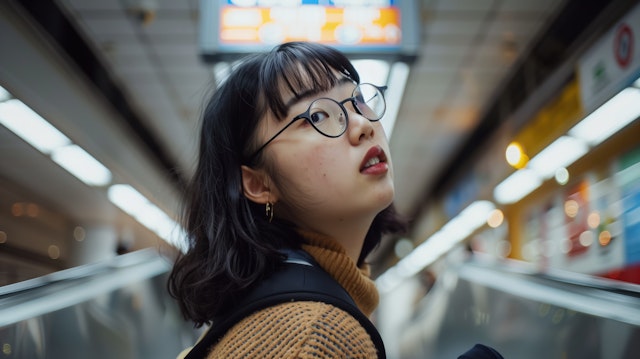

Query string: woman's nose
347 109 375 144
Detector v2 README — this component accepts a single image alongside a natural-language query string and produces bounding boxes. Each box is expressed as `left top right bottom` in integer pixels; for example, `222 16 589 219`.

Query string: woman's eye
309 111 330 124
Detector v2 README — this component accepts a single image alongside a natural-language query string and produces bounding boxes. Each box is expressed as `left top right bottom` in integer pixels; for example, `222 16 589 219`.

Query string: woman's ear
240 165 275 204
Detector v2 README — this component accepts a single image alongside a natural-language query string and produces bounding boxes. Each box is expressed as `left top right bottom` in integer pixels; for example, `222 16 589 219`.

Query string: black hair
167 42 406 327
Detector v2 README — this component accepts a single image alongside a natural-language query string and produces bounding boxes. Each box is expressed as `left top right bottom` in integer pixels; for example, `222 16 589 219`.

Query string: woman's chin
376 187 395 210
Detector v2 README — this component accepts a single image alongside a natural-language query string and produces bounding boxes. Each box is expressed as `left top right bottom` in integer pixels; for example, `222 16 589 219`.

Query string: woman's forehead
260 57 357 120
278 62 353 96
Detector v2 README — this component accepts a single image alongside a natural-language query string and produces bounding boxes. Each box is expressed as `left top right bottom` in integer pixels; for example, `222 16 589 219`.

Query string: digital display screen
200 0 419 62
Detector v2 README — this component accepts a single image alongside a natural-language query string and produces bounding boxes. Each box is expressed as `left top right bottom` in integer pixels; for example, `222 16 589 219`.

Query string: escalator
397 257 640 358
0 249 200 359
4 246 639 358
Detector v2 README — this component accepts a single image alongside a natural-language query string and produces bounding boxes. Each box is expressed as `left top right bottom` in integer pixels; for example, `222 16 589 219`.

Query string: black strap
185 258 386 359
458 344 505 359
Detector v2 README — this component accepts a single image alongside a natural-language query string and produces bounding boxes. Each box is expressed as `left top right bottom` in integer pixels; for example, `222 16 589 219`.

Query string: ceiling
52 0 569 212
0 0 577 270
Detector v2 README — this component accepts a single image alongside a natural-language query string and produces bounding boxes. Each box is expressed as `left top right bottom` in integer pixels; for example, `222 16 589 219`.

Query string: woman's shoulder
207 301 377 358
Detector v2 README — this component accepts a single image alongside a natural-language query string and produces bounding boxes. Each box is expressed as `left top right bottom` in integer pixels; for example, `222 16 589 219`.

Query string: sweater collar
297 229 379 316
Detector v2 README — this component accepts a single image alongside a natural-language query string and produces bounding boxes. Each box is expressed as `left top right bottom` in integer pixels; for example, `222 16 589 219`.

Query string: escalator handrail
0 248 172 327
0 248 165 296
456 258 640 326
470 254 640 296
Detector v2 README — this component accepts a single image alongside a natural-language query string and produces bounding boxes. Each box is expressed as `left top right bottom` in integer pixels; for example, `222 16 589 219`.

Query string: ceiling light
212 62 231 86
505 142 528 168
394 230 452 279
487 209 504 228
133 200 171 230
351 59 391 86
528 136 589 179
108 184 151 217
51 145 112 186
135 203 187 252
154 218 187 252
108 184 186 252
0 99 71 153
568 87 640 146
457 200 497 229
494 169 542 204
555 167 570 185
0 85 10 102
380 61 410 138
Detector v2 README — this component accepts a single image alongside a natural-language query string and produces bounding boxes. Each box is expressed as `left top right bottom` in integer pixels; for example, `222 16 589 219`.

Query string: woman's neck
278 202 377 263
302 217 372 263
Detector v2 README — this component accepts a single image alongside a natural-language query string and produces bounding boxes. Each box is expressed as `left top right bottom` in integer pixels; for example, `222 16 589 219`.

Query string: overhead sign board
199 0 420 62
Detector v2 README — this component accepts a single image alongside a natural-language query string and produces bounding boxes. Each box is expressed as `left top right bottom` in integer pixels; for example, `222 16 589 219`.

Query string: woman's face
258 77 395 231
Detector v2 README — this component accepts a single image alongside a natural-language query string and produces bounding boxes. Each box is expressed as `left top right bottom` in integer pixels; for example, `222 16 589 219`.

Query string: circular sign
614 24 633 68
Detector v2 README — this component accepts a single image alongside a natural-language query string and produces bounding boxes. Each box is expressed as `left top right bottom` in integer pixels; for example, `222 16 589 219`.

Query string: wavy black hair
168 42 406 327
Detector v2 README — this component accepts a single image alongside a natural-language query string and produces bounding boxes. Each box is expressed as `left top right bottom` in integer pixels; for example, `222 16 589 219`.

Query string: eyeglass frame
247 83 388 162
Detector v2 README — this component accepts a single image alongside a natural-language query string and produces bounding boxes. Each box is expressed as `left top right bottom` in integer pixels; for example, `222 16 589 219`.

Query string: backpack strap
185 254 386 359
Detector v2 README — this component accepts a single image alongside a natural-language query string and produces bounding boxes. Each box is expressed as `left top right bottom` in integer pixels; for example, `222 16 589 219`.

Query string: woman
168 41 406 358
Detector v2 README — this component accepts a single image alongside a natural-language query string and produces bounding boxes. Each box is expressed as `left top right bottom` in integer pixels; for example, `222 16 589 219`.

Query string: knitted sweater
200 231 381 358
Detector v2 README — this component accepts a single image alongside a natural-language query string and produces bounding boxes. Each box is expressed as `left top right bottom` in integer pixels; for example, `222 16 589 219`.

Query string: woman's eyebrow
284 77 356 109
284 90 315 109
338 76 356 86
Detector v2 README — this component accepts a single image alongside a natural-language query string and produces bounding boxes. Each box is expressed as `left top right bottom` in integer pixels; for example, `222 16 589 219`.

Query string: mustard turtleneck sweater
201 231 381 358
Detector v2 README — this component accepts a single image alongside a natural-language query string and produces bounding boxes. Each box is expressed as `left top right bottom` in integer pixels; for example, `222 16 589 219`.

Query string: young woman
168 41 406 358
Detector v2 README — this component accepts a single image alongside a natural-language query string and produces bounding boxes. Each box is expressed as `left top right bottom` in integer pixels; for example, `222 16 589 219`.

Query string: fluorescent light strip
51 145 112 186
351 59 391 86
108 184 187 252
381 61 410 139
0 85 10 102
495 85 640 205
0 88 184 250
0 98 113 187
376 200 495 293
0 99 71 153
569 87 640 146
527 136 589 179
107 184 150 216
212 61 231 86
494 169 543 205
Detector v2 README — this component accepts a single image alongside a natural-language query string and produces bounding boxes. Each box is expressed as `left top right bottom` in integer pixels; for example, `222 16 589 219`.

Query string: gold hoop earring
265 202 274 223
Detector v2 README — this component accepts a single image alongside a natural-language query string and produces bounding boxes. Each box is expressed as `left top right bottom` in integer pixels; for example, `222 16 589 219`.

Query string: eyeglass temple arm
247 116 303 162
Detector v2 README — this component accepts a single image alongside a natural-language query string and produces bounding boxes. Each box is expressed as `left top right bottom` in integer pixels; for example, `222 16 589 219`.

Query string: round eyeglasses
248 83 387 162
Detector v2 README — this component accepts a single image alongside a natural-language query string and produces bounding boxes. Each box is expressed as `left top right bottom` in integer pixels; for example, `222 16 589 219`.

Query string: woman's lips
360 146 388 174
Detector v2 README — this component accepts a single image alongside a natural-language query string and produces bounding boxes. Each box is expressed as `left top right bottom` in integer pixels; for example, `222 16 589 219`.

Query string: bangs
259 42 360 120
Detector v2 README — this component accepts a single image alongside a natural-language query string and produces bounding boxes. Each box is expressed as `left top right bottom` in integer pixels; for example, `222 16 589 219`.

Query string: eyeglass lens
308 98 347 137
307 84 385 137
354 84 385 120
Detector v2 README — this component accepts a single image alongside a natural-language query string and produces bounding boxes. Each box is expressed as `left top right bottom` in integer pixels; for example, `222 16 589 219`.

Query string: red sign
614 24 633 68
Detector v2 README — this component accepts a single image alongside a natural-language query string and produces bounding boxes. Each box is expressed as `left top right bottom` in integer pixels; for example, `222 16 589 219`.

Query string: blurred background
1 0 639 358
